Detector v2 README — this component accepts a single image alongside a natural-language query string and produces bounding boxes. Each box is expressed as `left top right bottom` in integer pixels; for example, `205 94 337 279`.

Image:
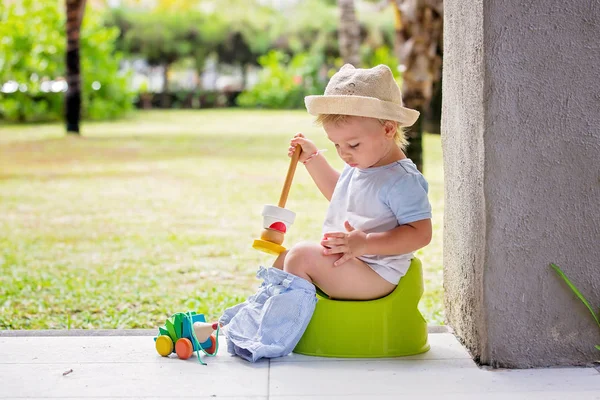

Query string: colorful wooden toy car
154 311 218 362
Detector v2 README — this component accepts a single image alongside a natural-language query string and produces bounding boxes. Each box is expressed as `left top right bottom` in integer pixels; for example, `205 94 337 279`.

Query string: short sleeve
382 173 432 225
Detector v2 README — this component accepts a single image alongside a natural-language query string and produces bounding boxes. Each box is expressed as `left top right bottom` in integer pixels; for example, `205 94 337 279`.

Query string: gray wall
443 0 600 367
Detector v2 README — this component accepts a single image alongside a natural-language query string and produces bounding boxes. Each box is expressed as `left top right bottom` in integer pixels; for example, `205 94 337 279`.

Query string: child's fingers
321 238 346 247
323 245 348 255
290 137 306 146
333 254 353 267
323 232 346 238
344 221 355 232
288 142 303 156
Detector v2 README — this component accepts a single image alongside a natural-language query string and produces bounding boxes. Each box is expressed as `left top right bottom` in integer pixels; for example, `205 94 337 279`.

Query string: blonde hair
315 114 408 151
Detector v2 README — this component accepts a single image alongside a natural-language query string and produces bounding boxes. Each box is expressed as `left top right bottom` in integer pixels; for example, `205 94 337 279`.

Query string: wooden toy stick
278 146 302 208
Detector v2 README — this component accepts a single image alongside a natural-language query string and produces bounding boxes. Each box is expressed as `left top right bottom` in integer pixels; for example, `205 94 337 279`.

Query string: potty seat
293 257 430 357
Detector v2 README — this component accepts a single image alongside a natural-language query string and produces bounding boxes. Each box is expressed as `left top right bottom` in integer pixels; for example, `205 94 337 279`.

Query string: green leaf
595 345 600 351
550 264 600 328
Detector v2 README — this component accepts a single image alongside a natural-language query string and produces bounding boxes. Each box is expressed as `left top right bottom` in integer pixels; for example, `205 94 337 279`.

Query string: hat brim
305 95 420 127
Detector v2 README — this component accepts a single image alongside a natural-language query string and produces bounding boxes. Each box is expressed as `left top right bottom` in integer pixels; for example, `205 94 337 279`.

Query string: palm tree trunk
338 0 360 66
391 0 443 172
405 106 423 171
161 63 170 108
65 0 87 134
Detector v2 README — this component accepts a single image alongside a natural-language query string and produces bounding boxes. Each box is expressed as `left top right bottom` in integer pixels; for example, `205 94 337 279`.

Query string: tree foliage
104 0 398 76
107 1 275 72
237 50 326 109
0 0 133 123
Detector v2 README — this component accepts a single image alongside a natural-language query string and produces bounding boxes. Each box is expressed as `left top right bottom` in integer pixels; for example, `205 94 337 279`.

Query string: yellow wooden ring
252 239 286 255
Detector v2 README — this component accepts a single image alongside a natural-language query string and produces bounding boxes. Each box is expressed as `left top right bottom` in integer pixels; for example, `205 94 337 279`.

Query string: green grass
0 109 444 329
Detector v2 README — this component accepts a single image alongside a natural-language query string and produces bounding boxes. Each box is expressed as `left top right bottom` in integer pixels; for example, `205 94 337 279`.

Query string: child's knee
284 241 321 276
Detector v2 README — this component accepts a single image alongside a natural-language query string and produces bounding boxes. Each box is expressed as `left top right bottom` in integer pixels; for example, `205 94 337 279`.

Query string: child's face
324 116 395 169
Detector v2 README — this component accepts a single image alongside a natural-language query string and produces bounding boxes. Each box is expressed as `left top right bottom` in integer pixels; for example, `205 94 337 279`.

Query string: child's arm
290 134 339 201
364 219 432 255
322 219 432 266
304 153 339 201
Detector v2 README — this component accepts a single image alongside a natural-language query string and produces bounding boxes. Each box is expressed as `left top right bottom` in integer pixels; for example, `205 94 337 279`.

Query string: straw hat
305 64 420 127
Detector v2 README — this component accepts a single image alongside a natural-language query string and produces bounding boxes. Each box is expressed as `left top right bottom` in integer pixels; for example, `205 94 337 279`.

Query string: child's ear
383 120 396 138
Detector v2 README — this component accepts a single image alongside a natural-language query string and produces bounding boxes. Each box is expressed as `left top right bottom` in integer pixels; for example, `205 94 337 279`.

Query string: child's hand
289 133 319 164
321 221 368 266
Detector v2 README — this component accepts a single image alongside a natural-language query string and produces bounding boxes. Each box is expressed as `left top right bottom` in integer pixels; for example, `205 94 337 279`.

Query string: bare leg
272 250 288 270
283 242 396 300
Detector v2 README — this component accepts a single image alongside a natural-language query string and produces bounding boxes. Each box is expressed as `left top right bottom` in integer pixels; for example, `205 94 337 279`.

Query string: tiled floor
0 331 598 399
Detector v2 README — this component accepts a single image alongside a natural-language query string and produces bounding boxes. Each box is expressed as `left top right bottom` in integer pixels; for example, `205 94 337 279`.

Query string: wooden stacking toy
252 146 302 255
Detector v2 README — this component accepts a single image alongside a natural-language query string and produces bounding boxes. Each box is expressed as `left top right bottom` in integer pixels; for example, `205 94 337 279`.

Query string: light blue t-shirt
322 159 432 284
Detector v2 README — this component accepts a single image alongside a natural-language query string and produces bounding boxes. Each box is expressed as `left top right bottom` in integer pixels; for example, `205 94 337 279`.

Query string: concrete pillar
442 0 600 367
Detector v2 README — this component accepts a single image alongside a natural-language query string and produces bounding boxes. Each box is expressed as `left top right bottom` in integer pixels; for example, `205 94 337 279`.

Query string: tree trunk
161 63 170 108
391 0 443 172
405 106 423 171
337 0 360 66
65 0 87 134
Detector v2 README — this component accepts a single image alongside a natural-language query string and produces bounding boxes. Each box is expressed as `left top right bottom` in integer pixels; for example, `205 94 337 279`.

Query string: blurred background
0 0 445 329
0 0 442 133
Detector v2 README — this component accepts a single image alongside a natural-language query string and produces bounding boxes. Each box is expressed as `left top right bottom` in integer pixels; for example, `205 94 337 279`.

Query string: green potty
294 257 429 358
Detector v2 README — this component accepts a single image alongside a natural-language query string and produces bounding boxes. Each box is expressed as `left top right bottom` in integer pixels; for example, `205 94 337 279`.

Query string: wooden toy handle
278 145 302 208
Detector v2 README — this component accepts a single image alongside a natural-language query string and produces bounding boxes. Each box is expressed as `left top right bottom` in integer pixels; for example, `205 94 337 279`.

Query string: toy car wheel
155 335 173 357
205 334 217 354
175 338 194 360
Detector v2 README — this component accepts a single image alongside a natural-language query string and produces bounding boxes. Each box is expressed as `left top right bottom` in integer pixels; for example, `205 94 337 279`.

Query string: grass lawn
0 109 444 329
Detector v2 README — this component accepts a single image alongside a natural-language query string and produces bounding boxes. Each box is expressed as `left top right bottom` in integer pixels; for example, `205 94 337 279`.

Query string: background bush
236 50 326 109
0 0 133 123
